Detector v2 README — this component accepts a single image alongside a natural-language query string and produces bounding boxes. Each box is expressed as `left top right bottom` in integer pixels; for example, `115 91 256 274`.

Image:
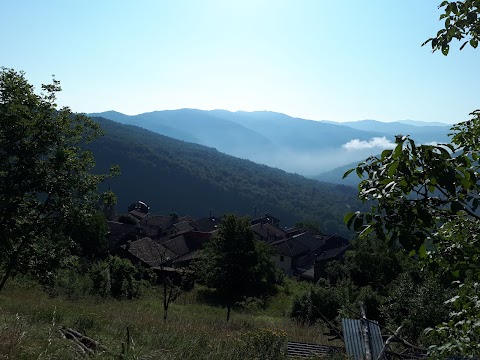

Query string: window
280 255 284 262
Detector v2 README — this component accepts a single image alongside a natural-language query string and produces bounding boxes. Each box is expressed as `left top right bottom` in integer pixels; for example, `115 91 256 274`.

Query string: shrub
89 256 154 299
290 285 341 325
52 256 93 299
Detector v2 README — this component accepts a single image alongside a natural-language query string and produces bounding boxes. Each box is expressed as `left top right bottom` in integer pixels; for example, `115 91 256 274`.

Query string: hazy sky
1 1 478 123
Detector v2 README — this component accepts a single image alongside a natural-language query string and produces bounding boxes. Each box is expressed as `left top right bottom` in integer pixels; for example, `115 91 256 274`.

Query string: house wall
294 253 315 269
273 254 293 275
314 248 348 281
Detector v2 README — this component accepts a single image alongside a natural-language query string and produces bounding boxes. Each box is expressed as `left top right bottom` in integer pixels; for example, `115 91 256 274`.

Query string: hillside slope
90 117 362 236
91 109 450 176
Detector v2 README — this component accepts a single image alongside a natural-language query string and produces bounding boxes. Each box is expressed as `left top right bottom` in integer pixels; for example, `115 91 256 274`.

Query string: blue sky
1 0 478 123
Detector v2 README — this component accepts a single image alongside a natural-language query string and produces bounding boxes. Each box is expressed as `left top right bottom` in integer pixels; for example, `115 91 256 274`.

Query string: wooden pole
359 301 372 360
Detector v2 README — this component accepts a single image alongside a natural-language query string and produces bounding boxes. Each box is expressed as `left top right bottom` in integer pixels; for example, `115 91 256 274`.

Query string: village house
250 221 286 243
109 205 349 282
127 200 150 220
270 231 326 277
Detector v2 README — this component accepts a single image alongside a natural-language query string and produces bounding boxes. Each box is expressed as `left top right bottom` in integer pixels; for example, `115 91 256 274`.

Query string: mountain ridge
89 116 363 236
91 109 450 176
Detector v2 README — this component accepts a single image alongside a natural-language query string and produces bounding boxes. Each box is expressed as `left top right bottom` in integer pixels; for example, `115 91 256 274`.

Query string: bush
381 272 451 345
52 256 93 299
89 256 154 299
290 285 341 325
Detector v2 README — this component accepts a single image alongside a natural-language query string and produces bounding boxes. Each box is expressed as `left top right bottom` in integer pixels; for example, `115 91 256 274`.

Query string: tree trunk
0 240 26 293
226 305 231 322
163 282 168 322
0 263 13 293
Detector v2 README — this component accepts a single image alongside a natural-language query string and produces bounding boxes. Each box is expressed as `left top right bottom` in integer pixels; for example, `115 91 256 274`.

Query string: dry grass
0 280 341 359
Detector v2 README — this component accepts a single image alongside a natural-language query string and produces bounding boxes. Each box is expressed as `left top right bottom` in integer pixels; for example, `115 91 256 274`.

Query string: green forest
89 116 361 236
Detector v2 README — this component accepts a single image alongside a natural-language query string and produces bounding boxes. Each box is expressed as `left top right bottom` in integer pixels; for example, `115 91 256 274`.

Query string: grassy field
0 279 344 359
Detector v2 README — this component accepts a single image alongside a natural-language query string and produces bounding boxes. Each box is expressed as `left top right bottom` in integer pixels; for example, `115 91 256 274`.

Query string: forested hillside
90 109 450 176
89 117 362 236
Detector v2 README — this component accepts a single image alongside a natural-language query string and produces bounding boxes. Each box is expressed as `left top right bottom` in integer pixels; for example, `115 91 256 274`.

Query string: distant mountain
90 110 451 176
88 110 201 144
338 120 450 143
89 117 364 236
313 160 366 187
397 119 452 127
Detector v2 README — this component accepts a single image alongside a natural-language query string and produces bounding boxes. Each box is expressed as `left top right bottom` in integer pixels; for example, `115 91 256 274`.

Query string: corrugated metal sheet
286 341 344 358
342 318 384 360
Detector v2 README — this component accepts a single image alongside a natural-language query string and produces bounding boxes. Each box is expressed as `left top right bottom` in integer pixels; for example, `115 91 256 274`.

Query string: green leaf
394 143 403 158
419 244 427 259
353 216 363 231
388 161 399 177
342 168 355 179
343 212 356 226
470 38 478 48
442 44 450 56
461 177 471 189
381 149 393 158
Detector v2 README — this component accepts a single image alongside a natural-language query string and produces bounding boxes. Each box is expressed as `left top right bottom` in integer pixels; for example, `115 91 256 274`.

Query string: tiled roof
129 209 148 220
172 251 198 264
251 213 280 226
272 237 310 257
107 221 141 249
121 237 175 267
323 235 349 251
173 221 194 233
316 245 349 261
284 228 305 238
289 232 325 252
190 216 221 232
161 230 211 257
271 231 326 258
162 235 190 257
250 223 286 243
141 215 175 229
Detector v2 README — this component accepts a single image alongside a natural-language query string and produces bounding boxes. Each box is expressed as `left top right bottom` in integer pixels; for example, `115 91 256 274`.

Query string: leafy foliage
423 0 480 55
66 211 109 259
383 272 452 345
0 68 116 291
90 256 154 299
197 214 278 320
343 83 480 355
290 285 341 324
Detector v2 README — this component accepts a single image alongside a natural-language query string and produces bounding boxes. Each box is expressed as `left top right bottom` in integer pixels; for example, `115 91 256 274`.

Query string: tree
161 269 194 322
0 68 117 291
66 210 109 259
294 220 322 234
344 105 480 356
343 2 480 354
422 0 480 55
197 214 277 321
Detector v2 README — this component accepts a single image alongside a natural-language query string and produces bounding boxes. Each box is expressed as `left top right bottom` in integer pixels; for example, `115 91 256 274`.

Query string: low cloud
342 136 395 151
